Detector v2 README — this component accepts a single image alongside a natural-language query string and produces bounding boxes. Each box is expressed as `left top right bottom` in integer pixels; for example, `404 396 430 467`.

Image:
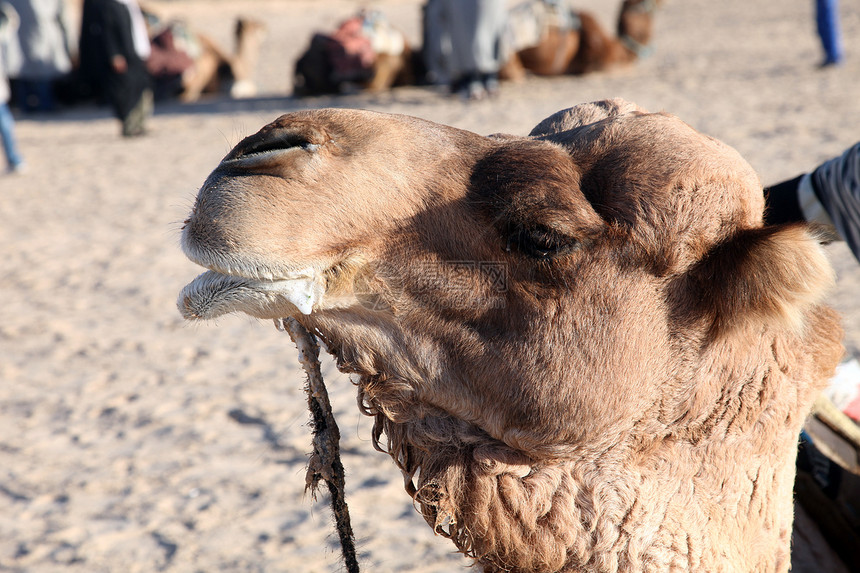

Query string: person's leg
472 0 507 96
34 80 56 112
445 0 478 82
815 0 844 66
0 102 24 171
11 81 28 111
422 0 452 85
471 0 507 74
122 88 152 137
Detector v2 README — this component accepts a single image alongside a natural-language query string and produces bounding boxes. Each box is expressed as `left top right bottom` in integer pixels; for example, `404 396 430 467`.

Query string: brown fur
366 45 416 92
501 0 657 81
502 25 582 80
179 99 843 572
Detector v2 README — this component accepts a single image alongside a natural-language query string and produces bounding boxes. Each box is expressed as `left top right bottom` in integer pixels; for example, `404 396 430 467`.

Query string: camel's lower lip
177 269 324 320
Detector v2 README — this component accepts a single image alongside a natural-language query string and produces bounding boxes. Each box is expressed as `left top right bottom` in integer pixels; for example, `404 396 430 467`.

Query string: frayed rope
279 317 360 573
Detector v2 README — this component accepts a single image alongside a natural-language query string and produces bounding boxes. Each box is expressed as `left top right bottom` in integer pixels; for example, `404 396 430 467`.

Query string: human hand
112 54 127 73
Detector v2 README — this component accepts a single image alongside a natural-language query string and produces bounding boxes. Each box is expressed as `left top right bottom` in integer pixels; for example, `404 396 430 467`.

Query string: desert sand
1 0 858 571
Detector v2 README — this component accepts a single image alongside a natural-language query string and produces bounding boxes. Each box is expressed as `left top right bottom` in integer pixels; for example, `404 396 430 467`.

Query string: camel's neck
618 435 797 573
231 21 265 83
397 420 798 573
345 313 833 573
357 353 807 572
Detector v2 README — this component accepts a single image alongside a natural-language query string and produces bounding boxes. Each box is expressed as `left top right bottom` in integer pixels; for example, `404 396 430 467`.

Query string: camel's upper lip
180 229 306 282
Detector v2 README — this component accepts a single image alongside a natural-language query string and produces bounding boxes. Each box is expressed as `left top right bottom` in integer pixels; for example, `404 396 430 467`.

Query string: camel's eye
238 131 318 159
508 225 579 259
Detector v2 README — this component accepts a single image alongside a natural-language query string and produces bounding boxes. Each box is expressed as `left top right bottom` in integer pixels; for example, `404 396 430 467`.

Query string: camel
181 17 267 102
293 10 415 96
147 16 267 102
500 0 659 81
177 99 843 572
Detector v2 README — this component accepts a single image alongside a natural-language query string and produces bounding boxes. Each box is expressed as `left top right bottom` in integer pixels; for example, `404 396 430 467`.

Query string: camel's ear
673 225 835 337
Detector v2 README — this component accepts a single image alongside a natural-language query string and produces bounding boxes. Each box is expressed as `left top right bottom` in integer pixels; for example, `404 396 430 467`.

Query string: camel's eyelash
506 224 581 259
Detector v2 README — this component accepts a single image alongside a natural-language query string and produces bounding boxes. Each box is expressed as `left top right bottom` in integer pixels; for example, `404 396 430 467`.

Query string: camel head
179 99 842 571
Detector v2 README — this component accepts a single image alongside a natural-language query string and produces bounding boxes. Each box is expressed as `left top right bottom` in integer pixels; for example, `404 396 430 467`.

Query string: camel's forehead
264 108 458 142
528 104 765 246
613 113 761 194
567 112 723 158
552 110 761 200
268 108 378 129
538 103 749 172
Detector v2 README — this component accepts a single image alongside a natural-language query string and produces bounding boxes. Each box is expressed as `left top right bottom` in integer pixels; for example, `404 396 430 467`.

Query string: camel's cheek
457 273 674 453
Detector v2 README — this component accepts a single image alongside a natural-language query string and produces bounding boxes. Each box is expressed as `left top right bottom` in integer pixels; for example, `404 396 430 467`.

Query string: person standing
78 0 152 137
424 0 508 100
6 0 73 112
0 1 25 173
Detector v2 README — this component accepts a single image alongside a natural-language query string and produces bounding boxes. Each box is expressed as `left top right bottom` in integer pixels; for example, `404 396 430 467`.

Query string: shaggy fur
178 99 843 572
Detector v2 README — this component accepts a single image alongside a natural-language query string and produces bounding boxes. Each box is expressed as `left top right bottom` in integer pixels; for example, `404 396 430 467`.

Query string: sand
1 0 858 571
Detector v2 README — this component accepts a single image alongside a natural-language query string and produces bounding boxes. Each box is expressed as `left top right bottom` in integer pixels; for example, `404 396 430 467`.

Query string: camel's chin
177 269 324 320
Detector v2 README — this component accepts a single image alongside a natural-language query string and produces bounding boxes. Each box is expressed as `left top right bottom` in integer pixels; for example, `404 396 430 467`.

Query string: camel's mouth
178 268 325 320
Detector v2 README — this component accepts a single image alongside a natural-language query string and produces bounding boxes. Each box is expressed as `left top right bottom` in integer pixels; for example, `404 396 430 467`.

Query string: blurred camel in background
291 0 659 97
147 14 266 102
293 10 415 96
500 0 659 81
